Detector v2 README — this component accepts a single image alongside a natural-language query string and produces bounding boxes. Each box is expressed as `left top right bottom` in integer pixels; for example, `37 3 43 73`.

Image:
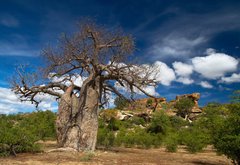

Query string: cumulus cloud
220 73 240 83
153 61 176 86
114 81 159 97
176 77 194 85
199 81 213 89
49 73 86 87
0 87 57 114
172 61 193 77
192 49 239 79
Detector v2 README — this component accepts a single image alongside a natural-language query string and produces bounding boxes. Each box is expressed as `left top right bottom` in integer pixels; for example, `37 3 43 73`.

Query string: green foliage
169 116 189 130
147 111 171 134
114 128 162 149
114 97 128 110
230 90 240 103
19 110 56 140
0 110 57 156
165 132 178 152
0 115 40 156
213 103 240 164
97 127 115 148
107 118 121 131
175 97 194 118
179 127 209 153
130 116 146 126
96 100 239 159
160 103 168 111
146 99 153 106
194 103 226 143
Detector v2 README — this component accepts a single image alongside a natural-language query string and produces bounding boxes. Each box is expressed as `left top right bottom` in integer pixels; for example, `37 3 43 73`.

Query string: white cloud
176 77 194 85
192 50 239 79
172 62 193 77
220 73 240 83
199 81 213 88
114 81 159 97
142 86 159 96
49 73 86 87
153 61 176 86
0 87 57 114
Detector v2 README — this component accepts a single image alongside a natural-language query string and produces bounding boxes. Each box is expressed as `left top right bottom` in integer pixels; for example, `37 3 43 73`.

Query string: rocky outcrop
175 93 201 113
101 93 202 122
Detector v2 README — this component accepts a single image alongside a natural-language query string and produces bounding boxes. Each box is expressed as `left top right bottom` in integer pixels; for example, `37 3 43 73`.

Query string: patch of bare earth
0 141 231 165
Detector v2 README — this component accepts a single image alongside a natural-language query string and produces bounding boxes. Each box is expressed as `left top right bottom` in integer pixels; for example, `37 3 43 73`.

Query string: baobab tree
12 21 158 151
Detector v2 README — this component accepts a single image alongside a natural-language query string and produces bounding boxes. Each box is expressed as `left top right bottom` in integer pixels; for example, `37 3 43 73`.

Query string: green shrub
107 118 120 131
213 103 240 164
146 99 153 106
130 116 146 126
147 111 171 135
114 128 162 149
169 116 188 130
165 132 178 152
0 116 40 156
97 127 115 148
179 127 209 153
19 110 56 140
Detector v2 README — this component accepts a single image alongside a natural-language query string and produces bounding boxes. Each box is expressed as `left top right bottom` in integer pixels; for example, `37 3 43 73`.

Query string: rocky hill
100 93 202 121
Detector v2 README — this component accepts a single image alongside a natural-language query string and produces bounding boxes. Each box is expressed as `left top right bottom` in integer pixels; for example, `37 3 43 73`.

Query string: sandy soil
0 141 232 165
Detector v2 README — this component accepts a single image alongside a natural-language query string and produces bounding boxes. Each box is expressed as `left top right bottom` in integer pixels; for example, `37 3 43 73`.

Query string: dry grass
0 141 232 165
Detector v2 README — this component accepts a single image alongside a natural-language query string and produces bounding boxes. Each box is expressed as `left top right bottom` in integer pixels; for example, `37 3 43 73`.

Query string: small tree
175 97 194 120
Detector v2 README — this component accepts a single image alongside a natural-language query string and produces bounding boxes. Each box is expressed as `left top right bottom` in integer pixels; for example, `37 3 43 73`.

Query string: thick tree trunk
56 78 99 151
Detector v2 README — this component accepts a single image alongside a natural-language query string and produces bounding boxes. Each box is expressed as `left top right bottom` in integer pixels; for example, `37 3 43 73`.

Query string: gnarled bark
56 78 99 151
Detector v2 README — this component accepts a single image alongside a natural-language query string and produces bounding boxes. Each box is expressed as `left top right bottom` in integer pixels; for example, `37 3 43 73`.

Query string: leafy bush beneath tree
0 110 56 156
0 115 40 156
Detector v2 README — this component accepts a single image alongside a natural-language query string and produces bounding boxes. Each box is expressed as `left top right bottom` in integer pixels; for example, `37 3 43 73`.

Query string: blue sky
0 0 239 113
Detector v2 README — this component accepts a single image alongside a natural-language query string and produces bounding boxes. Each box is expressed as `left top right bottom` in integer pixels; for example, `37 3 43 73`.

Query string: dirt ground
0 141 231 165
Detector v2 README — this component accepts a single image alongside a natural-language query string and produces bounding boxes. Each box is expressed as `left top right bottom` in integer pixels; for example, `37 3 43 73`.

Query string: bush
179 127 209 153
97 127 115 148
146 99 153 107
169 116 188 130
213 103 240 164
19 110 56 140
114 128 162 149
0 116 40 156
147 111 171 135
130 116 146 126
165 132 178 152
